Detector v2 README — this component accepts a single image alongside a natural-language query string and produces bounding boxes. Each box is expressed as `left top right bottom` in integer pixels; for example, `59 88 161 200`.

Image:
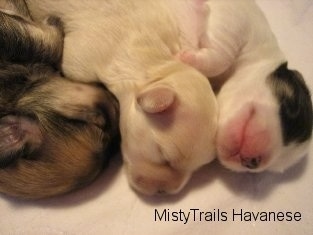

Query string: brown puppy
25 0 218 196
0 0 119 199
0 0 63 65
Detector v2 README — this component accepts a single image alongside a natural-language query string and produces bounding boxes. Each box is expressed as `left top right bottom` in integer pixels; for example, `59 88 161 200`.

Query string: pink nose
241 156 262 169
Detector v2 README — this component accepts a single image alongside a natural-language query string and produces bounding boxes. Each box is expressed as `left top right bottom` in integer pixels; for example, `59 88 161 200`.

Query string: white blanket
1 0 312 234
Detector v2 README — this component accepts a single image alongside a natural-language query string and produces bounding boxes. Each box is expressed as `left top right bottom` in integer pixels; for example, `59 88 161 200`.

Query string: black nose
241 157 261 169
156 189 167 195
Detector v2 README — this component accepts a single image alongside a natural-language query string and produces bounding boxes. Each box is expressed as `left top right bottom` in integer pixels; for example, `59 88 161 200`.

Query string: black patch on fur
0 13 37 62
0 63 56 114
268 62 313 145
0 11 63 66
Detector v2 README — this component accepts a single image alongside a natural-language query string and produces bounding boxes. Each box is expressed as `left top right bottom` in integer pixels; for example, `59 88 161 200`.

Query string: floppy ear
0 115 42 168
269 62 313 144
137 86 176 114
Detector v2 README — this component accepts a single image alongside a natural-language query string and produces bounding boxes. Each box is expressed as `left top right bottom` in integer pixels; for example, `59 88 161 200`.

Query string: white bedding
1 0 312 234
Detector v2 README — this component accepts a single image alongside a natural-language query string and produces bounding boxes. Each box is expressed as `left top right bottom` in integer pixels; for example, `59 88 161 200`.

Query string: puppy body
0 66 119 199
0 0 63 65
178 0 313 172
26 0 218 195
0 1 119 199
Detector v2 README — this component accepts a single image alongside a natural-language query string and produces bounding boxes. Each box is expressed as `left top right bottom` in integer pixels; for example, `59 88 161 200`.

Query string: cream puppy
26 0 218 195
179 0 312 172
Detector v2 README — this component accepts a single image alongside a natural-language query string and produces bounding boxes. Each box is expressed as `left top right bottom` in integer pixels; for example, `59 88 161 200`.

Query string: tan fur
0 73 119 199
26 0 218 195
0 127 103 198
0 1 119 199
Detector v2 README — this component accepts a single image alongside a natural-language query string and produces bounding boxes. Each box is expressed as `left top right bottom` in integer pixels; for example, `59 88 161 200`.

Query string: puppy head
0 64 119 198
216 62 312 172
120 62 218 195
266 62 312 171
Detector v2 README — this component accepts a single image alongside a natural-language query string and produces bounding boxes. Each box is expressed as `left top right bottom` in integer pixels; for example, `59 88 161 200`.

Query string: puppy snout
156 189 167 195
241 156 261 169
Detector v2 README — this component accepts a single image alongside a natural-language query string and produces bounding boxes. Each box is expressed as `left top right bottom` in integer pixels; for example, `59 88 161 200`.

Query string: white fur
179 0 311 172
26 0 218 195
25 0 310 180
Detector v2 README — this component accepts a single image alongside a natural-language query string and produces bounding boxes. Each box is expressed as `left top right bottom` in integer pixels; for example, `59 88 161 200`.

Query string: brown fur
0 0 120 199
0 65 120 199
25 0 218 195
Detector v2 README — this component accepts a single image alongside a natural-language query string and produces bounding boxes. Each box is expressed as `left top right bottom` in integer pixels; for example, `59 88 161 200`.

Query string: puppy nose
156 189 167 195
241 157 261 169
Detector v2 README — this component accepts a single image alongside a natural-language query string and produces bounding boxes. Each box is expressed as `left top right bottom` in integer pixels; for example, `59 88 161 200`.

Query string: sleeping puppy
25 0 218 195
178 0 313 172
0 1 119 199
0 0 63 65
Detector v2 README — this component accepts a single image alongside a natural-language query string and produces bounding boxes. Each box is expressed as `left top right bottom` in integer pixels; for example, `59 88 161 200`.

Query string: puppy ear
137 86 176 114
0 115 42 168
269 62 313 144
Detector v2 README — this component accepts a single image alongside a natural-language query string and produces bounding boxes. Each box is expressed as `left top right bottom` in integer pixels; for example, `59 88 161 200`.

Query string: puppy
26 0 218 195
0 0 63 65
0 0 119 199
178 0 313 172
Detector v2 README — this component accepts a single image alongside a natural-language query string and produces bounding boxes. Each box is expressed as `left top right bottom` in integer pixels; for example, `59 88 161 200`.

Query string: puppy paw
177 48 213 76
177 50 198 67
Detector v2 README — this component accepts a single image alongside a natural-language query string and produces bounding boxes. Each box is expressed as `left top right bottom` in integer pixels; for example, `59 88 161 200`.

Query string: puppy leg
176 0 245 77
178 40 236 78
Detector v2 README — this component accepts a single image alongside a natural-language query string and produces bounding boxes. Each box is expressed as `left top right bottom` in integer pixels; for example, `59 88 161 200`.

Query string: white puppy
179 0 312 172
26 0 218 195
